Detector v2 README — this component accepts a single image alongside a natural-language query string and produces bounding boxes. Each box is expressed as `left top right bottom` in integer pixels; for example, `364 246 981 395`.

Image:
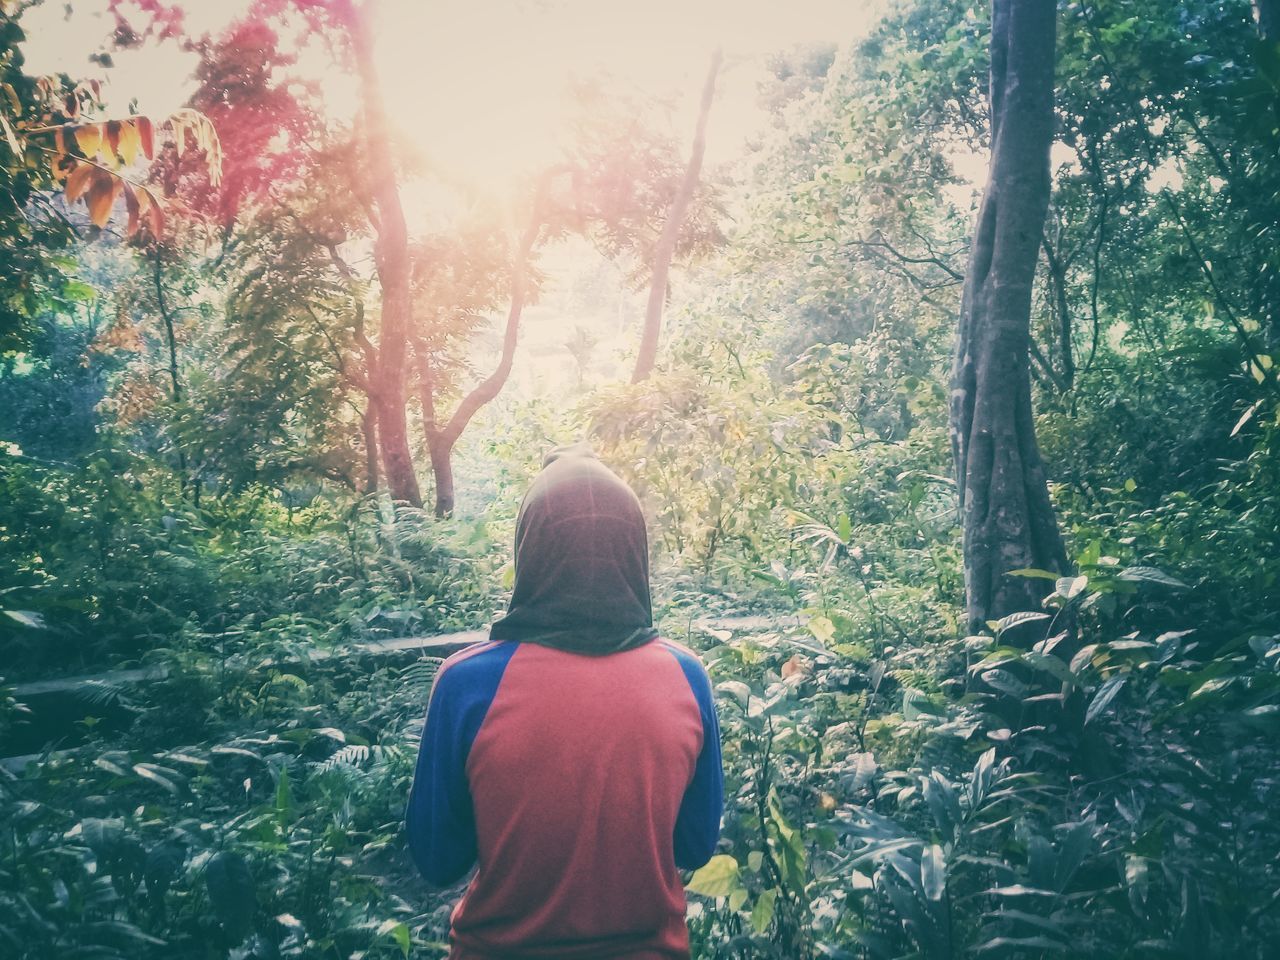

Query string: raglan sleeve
673 656 724 870
405 664 478 887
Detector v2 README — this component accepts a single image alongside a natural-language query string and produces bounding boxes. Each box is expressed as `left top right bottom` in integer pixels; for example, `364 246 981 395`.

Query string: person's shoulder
655 637 711 682
656 636 706 666
436 640 520 687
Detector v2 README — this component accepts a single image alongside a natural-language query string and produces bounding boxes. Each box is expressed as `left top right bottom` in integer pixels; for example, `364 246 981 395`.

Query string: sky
22 0 884 192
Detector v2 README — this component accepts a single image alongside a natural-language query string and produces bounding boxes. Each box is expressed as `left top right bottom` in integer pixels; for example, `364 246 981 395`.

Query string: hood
489 442 657 655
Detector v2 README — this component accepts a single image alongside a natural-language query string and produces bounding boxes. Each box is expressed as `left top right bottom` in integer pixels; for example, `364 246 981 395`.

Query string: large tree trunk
361 404 379 494
950 0 1066 633
345 0 422 507
631 49 721 383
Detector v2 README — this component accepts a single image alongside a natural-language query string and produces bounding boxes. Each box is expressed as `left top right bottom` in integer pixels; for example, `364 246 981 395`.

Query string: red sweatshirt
405 637 723 960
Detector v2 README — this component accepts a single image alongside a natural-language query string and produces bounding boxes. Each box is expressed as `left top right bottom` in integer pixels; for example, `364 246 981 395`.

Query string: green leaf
1006 568 1059 580
1085 674 1127 725
990 611 1050 635
921 844 946 901
980 669 1029 700
376 919 411 959
132 763 180 794
1055 576 1088 599
807 615 835 646
686 854 740 897
1117 566 1188 590
837 514 852 542
2 609 45 629
750 888 778 934
1190 677 1232 700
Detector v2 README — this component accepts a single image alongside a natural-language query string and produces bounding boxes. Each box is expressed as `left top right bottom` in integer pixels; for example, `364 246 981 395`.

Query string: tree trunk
415 176 552 517
427 435 455 518
361 404 379 494
346 0 421 507
631 49 722 383
950 0 1066 633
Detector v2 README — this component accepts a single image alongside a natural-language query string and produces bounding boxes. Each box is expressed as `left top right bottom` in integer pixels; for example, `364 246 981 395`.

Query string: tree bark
345 0 422 507
631 49 722 383
950 0 1067 633
361 403 379 494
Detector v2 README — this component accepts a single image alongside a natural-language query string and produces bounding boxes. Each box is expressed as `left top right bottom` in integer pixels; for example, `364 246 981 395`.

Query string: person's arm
673 659 724 869
405 666 478 887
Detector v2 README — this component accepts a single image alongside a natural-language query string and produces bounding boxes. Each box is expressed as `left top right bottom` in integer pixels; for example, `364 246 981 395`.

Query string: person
405 443 724 960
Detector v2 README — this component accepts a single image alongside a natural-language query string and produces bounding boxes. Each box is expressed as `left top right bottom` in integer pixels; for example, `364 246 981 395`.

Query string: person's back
405 444 723 960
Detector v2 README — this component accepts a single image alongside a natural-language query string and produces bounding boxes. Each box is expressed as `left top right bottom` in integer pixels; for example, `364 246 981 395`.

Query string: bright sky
23 0 883 193
19 0 887 421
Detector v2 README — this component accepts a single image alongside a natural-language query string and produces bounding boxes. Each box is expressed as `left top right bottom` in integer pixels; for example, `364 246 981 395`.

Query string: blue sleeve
405 643 516 887
669 650 724 870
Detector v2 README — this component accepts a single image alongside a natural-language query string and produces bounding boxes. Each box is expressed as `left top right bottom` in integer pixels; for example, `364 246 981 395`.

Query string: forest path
2 611 799 769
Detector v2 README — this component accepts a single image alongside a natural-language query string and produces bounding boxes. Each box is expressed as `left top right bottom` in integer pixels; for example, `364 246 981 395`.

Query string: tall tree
340 0 421 507
631 49 721 383
950 0 1066 631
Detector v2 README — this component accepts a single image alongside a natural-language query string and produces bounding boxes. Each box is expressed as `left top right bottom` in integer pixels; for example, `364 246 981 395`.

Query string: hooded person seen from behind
405 443 724 960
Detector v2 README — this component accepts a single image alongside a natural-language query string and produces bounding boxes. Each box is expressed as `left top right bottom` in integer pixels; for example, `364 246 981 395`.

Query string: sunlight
23 0 881 200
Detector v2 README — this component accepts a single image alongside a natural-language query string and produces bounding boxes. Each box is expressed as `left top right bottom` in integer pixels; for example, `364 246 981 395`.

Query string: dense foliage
2 1 1278 958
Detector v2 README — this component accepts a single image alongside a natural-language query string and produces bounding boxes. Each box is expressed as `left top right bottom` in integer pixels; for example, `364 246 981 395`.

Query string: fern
313 744 402 773
400 657 444 700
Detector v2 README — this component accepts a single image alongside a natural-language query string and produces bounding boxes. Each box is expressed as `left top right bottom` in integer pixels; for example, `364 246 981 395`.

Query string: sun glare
23 0 881 201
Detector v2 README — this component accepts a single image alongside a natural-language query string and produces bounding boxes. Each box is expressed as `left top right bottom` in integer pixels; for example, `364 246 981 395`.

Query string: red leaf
146 191 165 237
136 116 155 160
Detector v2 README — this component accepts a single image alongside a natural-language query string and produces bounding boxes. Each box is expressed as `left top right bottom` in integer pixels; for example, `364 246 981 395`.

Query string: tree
339 0 421 507
949 0 1066 631
1 6 217 354
632 49 722 383
414 177 552 517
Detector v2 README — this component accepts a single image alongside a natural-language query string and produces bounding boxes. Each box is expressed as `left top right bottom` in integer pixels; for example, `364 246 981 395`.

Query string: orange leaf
86 170 122 227
74 123 102 158
136 116 154 160
64 161 94 203
116 120 140 166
